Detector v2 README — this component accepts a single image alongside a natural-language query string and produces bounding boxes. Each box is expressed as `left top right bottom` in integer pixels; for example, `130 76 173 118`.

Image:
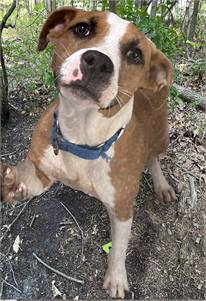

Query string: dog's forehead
100 12 143 49
89 12 136 63
104 12 130 44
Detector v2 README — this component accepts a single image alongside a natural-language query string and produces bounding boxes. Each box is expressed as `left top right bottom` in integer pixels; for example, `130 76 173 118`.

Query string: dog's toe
103 266 129 299
155 181 176 202
1 165 27 204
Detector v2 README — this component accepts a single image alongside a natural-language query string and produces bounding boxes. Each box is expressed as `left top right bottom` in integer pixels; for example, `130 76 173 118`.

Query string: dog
1 6 176 298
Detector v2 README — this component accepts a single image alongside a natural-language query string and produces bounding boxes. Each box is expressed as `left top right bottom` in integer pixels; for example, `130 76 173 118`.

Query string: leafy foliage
3 3 55 97
116 4 182 59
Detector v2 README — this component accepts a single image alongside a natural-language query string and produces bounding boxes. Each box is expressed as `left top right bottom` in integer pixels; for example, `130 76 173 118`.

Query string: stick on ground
0 197 33 242
60 201 84 258
33 253 84 285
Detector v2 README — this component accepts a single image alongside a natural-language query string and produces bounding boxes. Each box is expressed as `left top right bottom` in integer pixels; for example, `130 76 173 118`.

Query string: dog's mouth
59 79 117 109
67 82 99 102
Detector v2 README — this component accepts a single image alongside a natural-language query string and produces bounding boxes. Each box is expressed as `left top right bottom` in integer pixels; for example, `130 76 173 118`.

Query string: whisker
118 89 132 97
118 86 133 96
114 96 121 109
58 41 71 56
53 50 67 62
115 95 124 109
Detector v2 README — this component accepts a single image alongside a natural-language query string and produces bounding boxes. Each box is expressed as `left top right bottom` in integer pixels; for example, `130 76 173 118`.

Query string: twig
60 201 84 258
26 8 46 27
188 175 197 209
0 278 22 294
9 102 21 112
29 214 36 227
0 197 33 242
143 174 153 192
0 279 4 299
149 259 164 271
0 252 18 286
175 163 198 180
1 149 20 157
32 253 84 284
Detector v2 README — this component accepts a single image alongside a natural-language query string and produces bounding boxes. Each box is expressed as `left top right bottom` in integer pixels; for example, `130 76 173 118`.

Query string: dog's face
38 7 172 109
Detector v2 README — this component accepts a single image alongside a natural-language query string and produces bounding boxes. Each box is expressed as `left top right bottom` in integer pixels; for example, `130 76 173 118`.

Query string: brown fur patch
111 87 169 221
28 100 58 165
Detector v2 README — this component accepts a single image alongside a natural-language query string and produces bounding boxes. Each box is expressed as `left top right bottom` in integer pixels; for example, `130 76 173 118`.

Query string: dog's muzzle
59 50 114 101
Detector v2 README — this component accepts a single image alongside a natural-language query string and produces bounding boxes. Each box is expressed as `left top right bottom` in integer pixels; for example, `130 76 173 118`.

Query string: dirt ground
1 91 206 300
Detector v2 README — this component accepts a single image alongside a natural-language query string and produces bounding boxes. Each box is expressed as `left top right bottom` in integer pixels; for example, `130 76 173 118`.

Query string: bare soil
1 92 206 300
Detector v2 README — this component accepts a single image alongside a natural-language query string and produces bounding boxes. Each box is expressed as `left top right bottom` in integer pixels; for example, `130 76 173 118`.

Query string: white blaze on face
99 13 129 75
96 13 129 107
59 12 129 107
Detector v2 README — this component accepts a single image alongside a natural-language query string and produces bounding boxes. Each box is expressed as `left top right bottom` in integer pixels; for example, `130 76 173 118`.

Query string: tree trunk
181 0 191 37
51 0 56 12
173 83 206 111
0 0 16 125
135 0 141 8
0 65 9 125
188 0 200 41
150 0 158 17
109 0 116 13
24 0 31 16
44 0 56 13
92 0 97 10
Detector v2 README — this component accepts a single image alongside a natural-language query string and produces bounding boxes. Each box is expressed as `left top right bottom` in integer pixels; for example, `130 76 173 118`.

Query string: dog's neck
58 92 134 146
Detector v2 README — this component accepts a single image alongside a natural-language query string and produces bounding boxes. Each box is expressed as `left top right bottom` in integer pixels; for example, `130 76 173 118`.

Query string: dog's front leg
103 207 132 299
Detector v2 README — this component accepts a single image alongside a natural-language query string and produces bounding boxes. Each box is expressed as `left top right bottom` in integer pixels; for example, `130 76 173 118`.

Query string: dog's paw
103 266 129 299
154 179 176 202
1 165 27 204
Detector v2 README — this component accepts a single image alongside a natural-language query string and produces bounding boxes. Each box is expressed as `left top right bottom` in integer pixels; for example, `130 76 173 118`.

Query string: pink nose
61 57 83 85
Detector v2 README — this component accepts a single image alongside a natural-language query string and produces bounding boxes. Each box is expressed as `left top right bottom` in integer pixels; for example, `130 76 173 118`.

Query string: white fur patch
40 145 116 205
58 93 134 146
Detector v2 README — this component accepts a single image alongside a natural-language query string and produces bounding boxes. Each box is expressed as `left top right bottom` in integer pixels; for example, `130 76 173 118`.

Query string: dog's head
38 7 172 109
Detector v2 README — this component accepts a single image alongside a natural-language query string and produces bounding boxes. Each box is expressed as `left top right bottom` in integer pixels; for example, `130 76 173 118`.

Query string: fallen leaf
13 235 21 253
52 280 62 298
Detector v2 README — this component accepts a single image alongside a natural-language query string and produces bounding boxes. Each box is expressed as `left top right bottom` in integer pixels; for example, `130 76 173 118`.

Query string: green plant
3 3 55 97
117 5 183 59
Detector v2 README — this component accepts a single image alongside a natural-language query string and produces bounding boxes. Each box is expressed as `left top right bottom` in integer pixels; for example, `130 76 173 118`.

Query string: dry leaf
13 235 21 253
52 280 62 298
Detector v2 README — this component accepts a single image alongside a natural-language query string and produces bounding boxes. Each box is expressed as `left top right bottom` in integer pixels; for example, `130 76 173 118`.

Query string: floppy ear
143 48 173 92
38 7 78 51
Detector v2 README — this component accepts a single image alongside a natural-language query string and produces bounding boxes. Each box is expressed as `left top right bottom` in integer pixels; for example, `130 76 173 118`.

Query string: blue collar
51 111 124 161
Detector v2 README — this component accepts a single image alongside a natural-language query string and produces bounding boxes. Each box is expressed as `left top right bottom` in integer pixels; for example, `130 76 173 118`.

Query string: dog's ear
38 7 78 51
143 43 173 92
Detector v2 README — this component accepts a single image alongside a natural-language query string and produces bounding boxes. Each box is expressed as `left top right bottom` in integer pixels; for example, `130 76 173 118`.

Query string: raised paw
103 266 129 299
1 165 27 204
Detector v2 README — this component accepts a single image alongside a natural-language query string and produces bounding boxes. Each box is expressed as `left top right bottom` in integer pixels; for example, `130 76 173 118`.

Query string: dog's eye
74 23 91 38
127 48 143 64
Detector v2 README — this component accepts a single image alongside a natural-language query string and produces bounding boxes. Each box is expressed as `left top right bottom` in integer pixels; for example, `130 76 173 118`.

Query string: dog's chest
40 145 115 205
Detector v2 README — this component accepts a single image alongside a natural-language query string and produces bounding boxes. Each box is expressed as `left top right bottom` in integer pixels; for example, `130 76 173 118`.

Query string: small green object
102 242 112 254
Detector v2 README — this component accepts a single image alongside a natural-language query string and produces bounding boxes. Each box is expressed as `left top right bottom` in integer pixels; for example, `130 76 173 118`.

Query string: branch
0 23 15 28
33 253 84 284
173 83 206 111
0 0 17 33
162 0 177 19
0 0 17 111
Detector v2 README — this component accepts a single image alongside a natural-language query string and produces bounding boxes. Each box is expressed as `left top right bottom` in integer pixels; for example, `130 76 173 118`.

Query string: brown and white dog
1 7 176 298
